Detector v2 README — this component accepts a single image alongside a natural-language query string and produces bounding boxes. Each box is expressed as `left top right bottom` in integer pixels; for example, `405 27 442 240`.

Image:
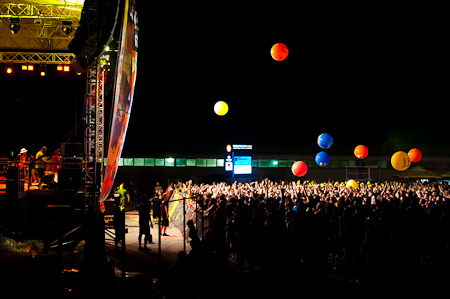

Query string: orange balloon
291 161 308 177
271 43 289 61
408 148 422 163
354 145 368 159
391 151 411 171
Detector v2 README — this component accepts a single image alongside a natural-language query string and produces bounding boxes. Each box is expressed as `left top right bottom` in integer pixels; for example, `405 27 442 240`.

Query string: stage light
6 65 13 74
9 18 20 35
63 65 70 72
27 64 34 71
22 64 27 70
39 65 46 76
62 21 73 35
57 65 63 71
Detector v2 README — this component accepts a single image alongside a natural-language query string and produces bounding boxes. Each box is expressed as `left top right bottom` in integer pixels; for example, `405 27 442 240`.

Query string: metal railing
345 166 372 181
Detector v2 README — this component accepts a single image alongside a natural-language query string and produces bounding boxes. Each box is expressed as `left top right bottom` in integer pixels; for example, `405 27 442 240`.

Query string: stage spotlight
6 65 13 74
39 65 47 76
57 65 63 71
62 21 73 35
9 18 20 35
63 65 70 72
21 64 27 70
27 64 34 71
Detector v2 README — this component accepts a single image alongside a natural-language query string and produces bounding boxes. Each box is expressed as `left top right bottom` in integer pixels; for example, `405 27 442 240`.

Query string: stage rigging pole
82 0 107 276
84 0 107 212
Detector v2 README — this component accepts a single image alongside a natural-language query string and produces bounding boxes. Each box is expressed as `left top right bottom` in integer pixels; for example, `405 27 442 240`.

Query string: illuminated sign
234 156 252 174
232 144 252 150
225 155 232 171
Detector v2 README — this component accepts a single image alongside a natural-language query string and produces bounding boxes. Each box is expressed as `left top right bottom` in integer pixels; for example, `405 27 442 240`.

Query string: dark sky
1 5 448 158
125 10 448 156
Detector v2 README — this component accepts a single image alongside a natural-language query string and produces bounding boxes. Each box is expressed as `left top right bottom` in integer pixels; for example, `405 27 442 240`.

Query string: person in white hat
13 148 28 190
13 148 27 168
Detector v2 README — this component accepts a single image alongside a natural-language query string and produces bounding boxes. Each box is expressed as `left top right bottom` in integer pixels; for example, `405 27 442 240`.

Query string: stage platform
0 189 86 238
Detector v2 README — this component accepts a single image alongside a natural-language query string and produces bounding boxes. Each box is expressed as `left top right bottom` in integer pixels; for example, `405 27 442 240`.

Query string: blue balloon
317 133 333 149
315 151 330 166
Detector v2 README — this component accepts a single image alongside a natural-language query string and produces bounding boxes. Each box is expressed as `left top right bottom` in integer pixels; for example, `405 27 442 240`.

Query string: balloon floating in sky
354 145 368 159
214 101 229 116
346 179 358 190
292 161 308 177
408 148 422 163
315 151 330 166
271 43 289 61
391 151 411 171
317 133 333 149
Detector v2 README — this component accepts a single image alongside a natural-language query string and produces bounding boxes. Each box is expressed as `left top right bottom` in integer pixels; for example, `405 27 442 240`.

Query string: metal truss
84 62 106 211
85 0 99 63
84 65 96 208
96 66 105 167
0 2 82 20
0 51 76 64
0 23 75 50
0 2 81 51
83 0 107 213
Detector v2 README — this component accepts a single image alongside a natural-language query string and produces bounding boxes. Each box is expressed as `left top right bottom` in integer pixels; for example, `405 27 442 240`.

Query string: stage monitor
234 156 252 175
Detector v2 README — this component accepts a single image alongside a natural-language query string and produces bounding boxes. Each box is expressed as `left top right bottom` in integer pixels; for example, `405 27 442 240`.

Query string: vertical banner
99 0 138 201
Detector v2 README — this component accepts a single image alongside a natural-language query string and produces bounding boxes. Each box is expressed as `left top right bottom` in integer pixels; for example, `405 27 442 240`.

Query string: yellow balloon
346 179 358 190
214 101 228 116
391 151 411 171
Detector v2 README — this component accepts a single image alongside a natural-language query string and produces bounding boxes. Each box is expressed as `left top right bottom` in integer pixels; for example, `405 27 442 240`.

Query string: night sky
1 6 448 159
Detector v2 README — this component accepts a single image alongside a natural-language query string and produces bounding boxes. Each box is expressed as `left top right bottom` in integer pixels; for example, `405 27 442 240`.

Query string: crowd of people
159 178 450 296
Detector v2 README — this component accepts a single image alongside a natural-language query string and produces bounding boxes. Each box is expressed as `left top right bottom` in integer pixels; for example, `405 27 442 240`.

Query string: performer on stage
35 146 47 188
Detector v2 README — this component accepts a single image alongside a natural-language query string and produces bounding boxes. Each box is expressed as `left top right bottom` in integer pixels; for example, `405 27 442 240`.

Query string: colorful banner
99 0 138 201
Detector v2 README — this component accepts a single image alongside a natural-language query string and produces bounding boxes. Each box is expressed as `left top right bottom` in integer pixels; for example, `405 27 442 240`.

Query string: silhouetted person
137 194 153 251
248 202 266 272
235 198 251 272
160 192 170 236
129 180 138 209
187 219 200 249
163 251 190 298
113 197 126 253
151 191 162 224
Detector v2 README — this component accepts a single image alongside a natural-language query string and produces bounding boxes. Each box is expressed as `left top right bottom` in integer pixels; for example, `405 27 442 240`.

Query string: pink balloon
292 161 308 177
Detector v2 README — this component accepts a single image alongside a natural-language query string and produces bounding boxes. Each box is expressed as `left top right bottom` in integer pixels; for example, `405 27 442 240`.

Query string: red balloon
354 145 368 159
271 43 289 61
291 161 308 177
408 148 422 163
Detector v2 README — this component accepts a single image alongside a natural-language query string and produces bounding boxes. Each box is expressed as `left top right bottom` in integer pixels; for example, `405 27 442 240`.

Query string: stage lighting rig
62 21 73 35
9 18 20 35
40 65 47 76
